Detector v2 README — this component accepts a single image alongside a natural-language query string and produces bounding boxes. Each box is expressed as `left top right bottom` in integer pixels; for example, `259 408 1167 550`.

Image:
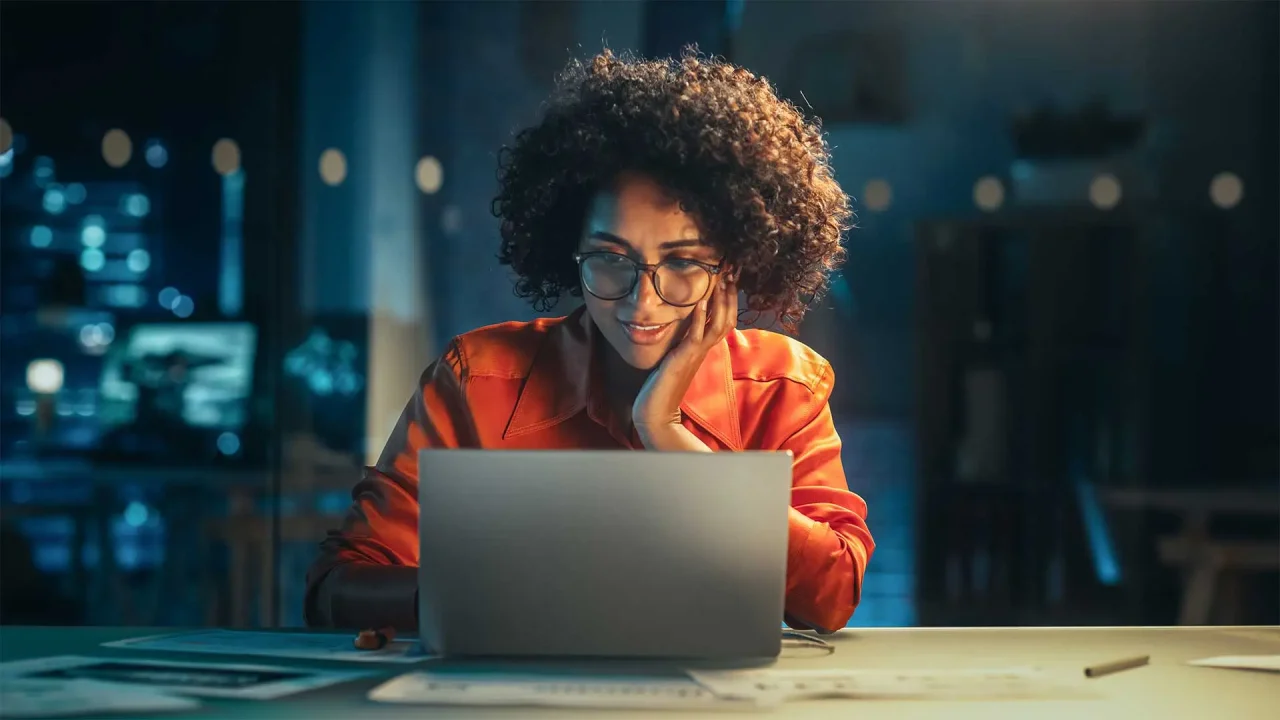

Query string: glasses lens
655 260 712 306
580 254 636 299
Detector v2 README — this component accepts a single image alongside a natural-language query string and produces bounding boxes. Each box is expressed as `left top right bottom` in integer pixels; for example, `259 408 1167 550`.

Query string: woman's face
579 173 722 370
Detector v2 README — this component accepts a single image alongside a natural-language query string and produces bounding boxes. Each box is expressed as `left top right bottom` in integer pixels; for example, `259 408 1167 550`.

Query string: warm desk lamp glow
25 358 63 439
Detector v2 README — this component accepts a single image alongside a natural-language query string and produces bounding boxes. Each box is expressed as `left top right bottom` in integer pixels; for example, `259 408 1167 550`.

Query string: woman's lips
619 320 675 345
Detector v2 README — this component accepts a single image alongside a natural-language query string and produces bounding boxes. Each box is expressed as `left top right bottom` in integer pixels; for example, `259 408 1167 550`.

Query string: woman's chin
608 322 693 370
617 346 667 371
594 317 688 371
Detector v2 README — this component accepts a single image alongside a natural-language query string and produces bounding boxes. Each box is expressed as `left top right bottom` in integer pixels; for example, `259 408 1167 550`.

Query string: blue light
158 287 180 309
1074 478 1122 586
30 225 53 248
144 140 168 169
32 156 54 186
317 491 348 515
335 370 362 396
64 182 87 204
107 285 146 308
0 148 12 168
124 501 149 528
79 324 105 347
126 248 151 273
117 544 140 568
122 193 150 218
217 432 241 456
308 370 334 396
172 295 194 318
219 166 245 316
284 352 311 376
42 186 66 215
725 0 745 31
80 248 106 272
80 215 106 248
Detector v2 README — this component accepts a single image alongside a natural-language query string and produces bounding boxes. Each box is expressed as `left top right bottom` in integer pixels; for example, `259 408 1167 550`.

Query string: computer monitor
98 322 257 431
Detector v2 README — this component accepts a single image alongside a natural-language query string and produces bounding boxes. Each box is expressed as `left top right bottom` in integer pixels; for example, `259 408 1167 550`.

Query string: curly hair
493 48 852 332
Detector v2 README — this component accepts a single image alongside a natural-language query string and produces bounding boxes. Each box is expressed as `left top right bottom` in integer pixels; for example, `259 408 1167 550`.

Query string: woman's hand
632 273 738 436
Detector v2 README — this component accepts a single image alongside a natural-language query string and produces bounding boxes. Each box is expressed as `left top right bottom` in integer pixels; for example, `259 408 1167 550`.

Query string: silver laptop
417 449 793 662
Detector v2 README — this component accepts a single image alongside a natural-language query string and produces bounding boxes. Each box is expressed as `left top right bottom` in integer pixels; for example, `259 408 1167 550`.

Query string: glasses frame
572 251 723 308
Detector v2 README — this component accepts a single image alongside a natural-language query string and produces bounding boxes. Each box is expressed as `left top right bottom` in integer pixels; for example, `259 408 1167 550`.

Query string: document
369 667 764 710
687 666 1071 702
0 655 371 700
0 678 199 718
103 629 429 664
1188 655 1280 673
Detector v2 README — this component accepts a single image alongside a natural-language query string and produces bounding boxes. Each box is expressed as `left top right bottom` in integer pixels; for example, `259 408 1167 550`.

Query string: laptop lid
417 449 793 662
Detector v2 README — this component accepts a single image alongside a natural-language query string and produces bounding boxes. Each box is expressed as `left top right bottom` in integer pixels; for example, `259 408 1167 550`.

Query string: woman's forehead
585 174 701 247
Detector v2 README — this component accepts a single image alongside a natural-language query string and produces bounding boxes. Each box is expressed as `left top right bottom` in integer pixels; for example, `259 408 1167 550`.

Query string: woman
306 49 874 635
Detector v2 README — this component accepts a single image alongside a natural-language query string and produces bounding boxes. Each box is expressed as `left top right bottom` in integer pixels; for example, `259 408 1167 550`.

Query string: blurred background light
26 359 65 394
212 138 241 176
102 128 133 168
144 139 168 169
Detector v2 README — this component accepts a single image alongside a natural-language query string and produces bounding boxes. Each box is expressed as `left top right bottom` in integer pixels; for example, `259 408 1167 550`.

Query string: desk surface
1 626 1277 719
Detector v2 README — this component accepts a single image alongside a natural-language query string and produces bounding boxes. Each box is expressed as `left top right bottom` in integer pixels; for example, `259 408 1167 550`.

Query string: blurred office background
0 0 1276 630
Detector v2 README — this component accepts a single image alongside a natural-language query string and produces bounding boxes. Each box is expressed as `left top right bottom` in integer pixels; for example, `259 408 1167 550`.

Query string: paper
687 666 1070 702
1188 655 1280 672
0 655 371 700
103 629 429 664
0 678 200 718
369 668 762 710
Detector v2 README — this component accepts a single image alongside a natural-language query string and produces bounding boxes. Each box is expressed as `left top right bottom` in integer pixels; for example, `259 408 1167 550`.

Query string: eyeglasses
573 252 722 307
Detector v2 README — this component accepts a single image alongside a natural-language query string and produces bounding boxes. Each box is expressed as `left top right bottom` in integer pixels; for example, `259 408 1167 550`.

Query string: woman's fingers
687 298 709 344
684 274 736 352
707 277 737 343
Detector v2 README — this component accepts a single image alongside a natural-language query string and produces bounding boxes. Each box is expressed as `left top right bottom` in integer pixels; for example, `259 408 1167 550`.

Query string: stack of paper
368 667 763 711
0 678 198 719
1188 656 1280 673
103 629 428 664
365 665 1074 710
0 654 372 718
687 666 1069 703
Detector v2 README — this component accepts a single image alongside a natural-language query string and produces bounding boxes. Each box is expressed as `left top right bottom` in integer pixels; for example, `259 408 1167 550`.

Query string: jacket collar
503 306 742 449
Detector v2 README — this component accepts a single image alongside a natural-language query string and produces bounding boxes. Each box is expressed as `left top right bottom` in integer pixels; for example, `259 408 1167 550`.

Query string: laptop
417 449 794 663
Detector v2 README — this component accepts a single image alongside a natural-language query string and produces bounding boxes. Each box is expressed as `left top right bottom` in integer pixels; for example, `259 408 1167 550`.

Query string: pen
354 627 396 651
1084 655 1150 678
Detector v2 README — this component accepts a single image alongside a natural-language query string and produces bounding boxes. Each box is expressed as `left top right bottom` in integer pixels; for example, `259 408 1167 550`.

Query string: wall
426 1 651 346
735 0 1275 420
731 0 1275 624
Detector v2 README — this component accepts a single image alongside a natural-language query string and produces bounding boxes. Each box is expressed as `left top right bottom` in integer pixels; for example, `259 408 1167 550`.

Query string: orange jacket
306 306 874 633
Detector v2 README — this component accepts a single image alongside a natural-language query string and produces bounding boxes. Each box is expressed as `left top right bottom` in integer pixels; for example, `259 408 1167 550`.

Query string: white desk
3 625 1277 719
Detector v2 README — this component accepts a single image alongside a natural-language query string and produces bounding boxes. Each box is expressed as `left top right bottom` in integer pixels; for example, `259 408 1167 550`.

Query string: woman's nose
628 268 663 307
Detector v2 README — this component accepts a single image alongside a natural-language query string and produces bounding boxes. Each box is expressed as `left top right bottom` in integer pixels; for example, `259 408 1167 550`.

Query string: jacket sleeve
304 340 477 630
780 364 875 633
